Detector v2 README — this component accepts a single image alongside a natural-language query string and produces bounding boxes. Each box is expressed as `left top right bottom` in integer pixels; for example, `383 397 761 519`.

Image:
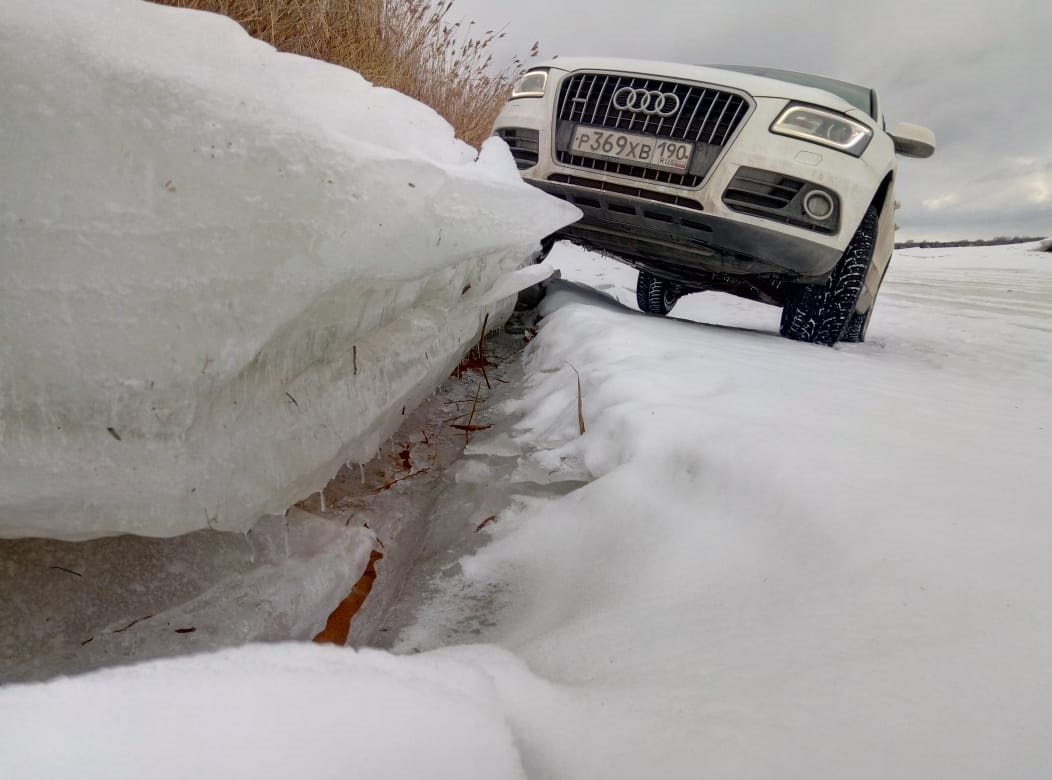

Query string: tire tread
781 206 878 346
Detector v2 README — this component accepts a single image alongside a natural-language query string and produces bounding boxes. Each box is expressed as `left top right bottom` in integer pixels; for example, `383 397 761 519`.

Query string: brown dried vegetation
150 0 538 147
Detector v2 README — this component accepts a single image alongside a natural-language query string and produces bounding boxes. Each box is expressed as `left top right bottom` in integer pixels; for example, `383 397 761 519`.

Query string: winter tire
780 206 879 346
636 271 678 316
841 310 868 343
841 253 892 343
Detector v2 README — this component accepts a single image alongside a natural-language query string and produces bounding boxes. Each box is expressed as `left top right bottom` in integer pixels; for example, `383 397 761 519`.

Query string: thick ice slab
0 0 577 539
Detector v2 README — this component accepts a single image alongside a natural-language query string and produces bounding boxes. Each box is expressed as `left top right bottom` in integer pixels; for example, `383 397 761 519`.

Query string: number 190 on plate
570 127 693 173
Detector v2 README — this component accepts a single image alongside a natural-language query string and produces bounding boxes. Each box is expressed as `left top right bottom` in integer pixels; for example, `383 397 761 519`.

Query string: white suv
494 59 934 345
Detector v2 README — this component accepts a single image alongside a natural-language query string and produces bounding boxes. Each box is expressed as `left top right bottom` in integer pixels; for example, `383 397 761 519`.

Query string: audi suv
493 59 935 345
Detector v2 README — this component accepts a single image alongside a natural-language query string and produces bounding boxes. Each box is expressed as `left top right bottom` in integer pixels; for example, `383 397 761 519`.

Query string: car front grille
555 72 750 187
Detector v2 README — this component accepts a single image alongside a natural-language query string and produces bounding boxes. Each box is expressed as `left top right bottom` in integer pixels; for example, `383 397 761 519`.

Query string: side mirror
890 122 935 158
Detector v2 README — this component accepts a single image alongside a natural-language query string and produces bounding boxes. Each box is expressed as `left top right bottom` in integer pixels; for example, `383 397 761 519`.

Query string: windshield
708 65 876 118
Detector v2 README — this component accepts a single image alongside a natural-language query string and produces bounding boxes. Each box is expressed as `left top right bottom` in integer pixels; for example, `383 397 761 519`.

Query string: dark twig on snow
50 566 83 578
461 382 483 443
477 312 491 389
475 515 498 532
372 468 431 493
112 614 155 634
567 363 585 435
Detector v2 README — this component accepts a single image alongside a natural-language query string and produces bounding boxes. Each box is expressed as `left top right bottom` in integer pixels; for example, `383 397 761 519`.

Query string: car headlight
771 104 873 157
511 69 548 99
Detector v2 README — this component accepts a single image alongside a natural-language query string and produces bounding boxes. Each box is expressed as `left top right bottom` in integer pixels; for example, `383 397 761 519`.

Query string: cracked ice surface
0 0 578 540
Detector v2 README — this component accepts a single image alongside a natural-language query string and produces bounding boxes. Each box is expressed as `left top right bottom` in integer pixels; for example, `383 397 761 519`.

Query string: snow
0 643 529 780
0 0 578 540
1 1 1050 774
381 242 1052 774
361 243 1051 778
4 242 1049 778
1039 236 1052 251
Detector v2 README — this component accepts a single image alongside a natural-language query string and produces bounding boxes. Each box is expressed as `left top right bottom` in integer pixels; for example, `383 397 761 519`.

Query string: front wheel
780 206 878 346
636 271 679 316
840 252 891 343
841 309 869 343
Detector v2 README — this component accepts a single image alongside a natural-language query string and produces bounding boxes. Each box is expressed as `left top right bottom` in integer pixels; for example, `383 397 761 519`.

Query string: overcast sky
452 0 1050 240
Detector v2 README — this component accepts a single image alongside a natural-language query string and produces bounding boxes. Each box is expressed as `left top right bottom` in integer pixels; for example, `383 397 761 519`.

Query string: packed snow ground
3 242 1050 778
0 0 575 540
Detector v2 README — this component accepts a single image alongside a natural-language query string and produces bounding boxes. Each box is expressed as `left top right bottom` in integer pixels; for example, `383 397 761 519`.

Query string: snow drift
0 0 578 539
381 243 1052 778
0 643 532 780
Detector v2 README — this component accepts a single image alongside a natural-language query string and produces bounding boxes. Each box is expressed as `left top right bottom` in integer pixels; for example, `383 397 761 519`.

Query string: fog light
803 190 834 220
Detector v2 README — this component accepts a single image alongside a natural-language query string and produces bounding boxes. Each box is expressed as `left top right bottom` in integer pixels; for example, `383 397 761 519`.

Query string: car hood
533 57 862 117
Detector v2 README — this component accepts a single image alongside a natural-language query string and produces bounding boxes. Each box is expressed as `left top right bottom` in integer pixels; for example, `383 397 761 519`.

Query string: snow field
385 242 1052 777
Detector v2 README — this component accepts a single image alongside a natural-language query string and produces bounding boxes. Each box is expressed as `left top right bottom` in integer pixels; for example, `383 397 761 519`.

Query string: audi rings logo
612 87 681 117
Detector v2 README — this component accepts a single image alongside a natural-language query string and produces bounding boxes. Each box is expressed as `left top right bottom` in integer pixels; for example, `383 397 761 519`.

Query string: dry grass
150 0 536 147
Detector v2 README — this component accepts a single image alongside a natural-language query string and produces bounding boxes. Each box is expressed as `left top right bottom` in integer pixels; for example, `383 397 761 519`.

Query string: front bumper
531 178 842 281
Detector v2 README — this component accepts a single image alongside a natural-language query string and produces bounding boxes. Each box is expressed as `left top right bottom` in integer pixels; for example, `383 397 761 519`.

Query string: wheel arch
870 171 895 216
851 171 897 328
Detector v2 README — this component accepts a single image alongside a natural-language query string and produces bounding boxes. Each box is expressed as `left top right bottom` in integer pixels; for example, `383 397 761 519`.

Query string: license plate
569 127 693 173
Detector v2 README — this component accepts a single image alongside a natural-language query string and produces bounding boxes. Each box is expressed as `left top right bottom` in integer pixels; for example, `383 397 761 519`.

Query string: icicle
360 462 365 485
319 489 326 513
